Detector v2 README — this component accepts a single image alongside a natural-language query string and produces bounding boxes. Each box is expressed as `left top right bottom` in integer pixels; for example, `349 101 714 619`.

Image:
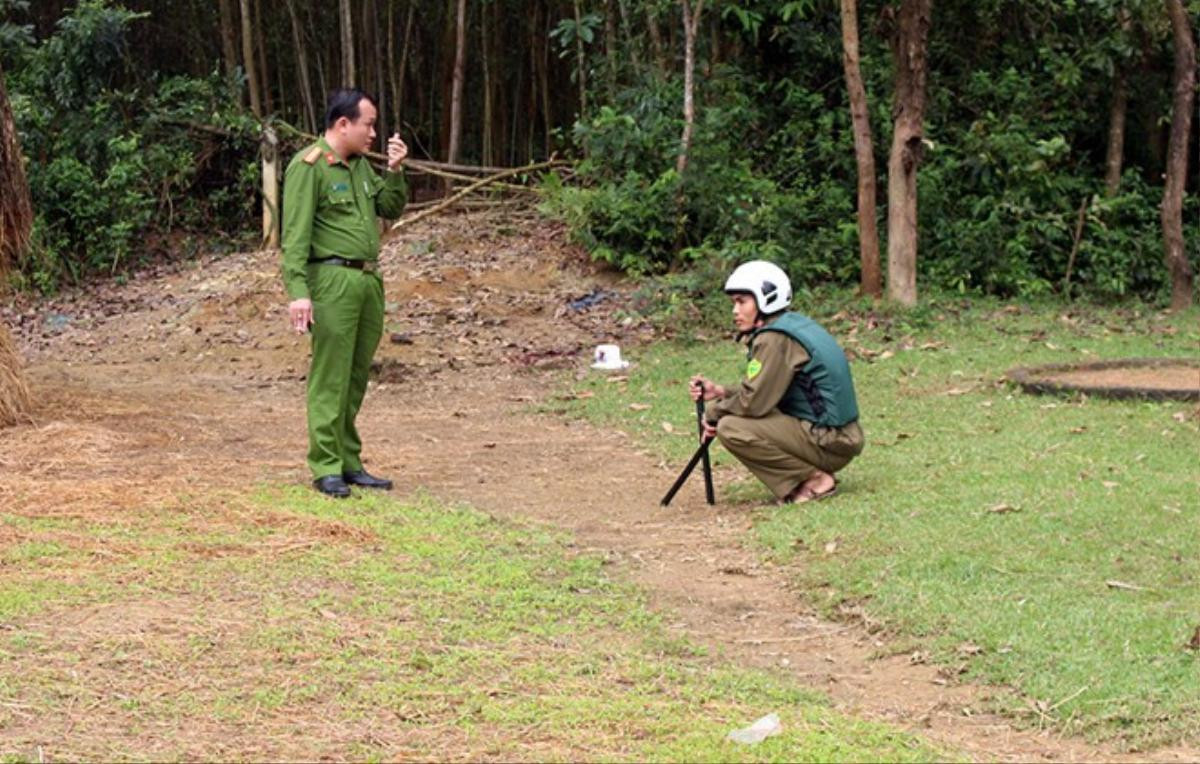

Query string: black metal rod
696 395 715 505
660 436 714 507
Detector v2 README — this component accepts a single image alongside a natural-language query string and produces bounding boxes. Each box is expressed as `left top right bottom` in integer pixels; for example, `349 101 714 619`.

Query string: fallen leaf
956 641 984 656
482 442 497 449
1186 625 1200 651
1105 579 1146 591
823 540 838 554
628 403 651 411
575 390 595 400
1069 426 1087 434
661 421 674 434
987 503 1021 514
1172 412 1188 423
1101 480 1118 489
878 350 895 360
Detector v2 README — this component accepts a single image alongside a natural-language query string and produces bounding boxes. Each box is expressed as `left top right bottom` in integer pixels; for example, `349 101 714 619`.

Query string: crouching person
690 261 864 504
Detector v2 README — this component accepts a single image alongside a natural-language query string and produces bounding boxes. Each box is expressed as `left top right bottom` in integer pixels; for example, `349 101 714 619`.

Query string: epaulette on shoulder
302 145 323 165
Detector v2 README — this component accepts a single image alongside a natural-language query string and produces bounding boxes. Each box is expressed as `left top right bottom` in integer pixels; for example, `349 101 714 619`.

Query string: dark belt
309 256 378 273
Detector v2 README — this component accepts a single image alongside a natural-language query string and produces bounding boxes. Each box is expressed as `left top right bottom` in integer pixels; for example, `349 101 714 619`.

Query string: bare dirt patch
1 211 1196 761
1009 358 1200 401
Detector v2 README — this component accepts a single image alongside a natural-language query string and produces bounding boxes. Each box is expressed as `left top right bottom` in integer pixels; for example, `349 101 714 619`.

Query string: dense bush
542 1 1197 303
3 0 259 291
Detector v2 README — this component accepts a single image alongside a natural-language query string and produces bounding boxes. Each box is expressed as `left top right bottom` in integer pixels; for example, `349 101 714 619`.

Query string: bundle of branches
0 323 31 428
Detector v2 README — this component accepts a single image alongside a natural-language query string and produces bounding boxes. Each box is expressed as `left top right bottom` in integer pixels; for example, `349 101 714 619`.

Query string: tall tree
446 0 468 170
0 60 32 427
239 0 263 117
572 0 589 116
1103 7 1133 196
885 0 932 307
1161 0 1194 310
285 0 317 131
839 0 882 298
217 0 241 102
674 0 704 177
339 0 356 85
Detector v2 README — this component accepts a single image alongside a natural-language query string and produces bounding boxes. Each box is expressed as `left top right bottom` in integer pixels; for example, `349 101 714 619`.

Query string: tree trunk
0 62 31 427
339 0 355 85
396 2 415 124
481 0 493 166
1103 72 1127 196
1161 0 1195 310
885 0 932 307
1104 7 1132 197
572 0 588 116
372 0 387 150
285 0 317 132
446 0 468 190
253 0 272 114
236 0 260 116
840 0 881 298
539 3 553 157
675 0 703 177
217 0 241 101
604 0 618 100
239 0 262 117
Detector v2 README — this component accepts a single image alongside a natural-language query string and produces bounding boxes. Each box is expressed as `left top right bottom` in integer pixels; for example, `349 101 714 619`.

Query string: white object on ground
591 343 629 370
726 712 782 745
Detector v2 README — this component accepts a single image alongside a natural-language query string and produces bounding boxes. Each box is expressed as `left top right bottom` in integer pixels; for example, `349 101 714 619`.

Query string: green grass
558 295 1200 748
0 489 942 762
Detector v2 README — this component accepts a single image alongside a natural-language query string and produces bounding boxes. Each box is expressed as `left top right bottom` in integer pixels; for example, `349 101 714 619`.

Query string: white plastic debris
726 712 782 745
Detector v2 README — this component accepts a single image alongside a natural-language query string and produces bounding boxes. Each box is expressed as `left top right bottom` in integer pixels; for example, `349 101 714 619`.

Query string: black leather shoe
343 469 393 490
313 475 351 498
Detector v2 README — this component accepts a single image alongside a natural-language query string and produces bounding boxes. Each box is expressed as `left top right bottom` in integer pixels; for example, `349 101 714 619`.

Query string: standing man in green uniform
281 88 408 497
690 261 864 504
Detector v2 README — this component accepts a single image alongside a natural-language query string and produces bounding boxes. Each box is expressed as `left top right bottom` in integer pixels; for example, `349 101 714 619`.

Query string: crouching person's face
731 293 760 333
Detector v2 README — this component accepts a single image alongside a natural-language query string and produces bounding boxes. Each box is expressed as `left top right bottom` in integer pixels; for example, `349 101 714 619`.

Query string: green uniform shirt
281 136 409 300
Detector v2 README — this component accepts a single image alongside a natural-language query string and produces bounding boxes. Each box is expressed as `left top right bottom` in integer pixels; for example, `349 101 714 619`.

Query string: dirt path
2 213 1195 762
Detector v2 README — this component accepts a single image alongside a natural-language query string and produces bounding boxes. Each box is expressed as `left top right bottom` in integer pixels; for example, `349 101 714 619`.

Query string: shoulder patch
746 358 763 379
302 146 323 165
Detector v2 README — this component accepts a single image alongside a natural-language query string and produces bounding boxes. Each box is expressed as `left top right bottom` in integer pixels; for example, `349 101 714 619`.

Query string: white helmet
723 260 792 315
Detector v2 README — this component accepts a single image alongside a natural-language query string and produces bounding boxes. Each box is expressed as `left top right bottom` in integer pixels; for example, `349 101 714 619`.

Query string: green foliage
543 0 1195 304
5 0 258 291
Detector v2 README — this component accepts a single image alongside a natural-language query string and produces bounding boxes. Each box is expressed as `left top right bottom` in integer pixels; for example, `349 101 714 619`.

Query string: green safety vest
751 312 860 427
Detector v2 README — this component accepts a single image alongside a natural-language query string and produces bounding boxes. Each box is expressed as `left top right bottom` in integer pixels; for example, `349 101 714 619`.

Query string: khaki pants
716 412 864 500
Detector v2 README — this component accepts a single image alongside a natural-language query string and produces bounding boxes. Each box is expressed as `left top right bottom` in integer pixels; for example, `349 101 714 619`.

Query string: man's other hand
288 298 313 334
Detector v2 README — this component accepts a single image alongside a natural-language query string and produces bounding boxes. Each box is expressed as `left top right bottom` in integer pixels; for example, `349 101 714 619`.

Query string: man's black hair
325 88 377 129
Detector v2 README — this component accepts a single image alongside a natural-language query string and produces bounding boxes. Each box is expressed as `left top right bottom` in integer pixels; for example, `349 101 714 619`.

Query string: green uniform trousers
716 411 864 500
306 262 384 479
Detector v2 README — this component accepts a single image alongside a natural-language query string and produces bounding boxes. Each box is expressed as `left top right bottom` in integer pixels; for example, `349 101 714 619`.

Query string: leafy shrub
4 0 258 291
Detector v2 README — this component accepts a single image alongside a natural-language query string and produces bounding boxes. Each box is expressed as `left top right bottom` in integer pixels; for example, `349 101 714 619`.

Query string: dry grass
0 321 31 427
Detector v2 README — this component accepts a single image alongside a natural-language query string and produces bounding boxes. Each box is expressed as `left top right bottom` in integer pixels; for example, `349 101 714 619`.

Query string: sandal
791 480 839 504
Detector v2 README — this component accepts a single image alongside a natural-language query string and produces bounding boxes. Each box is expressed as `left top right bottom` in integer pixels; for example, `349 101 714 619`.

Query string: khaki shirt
707 331 812 424
281 136 408 300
